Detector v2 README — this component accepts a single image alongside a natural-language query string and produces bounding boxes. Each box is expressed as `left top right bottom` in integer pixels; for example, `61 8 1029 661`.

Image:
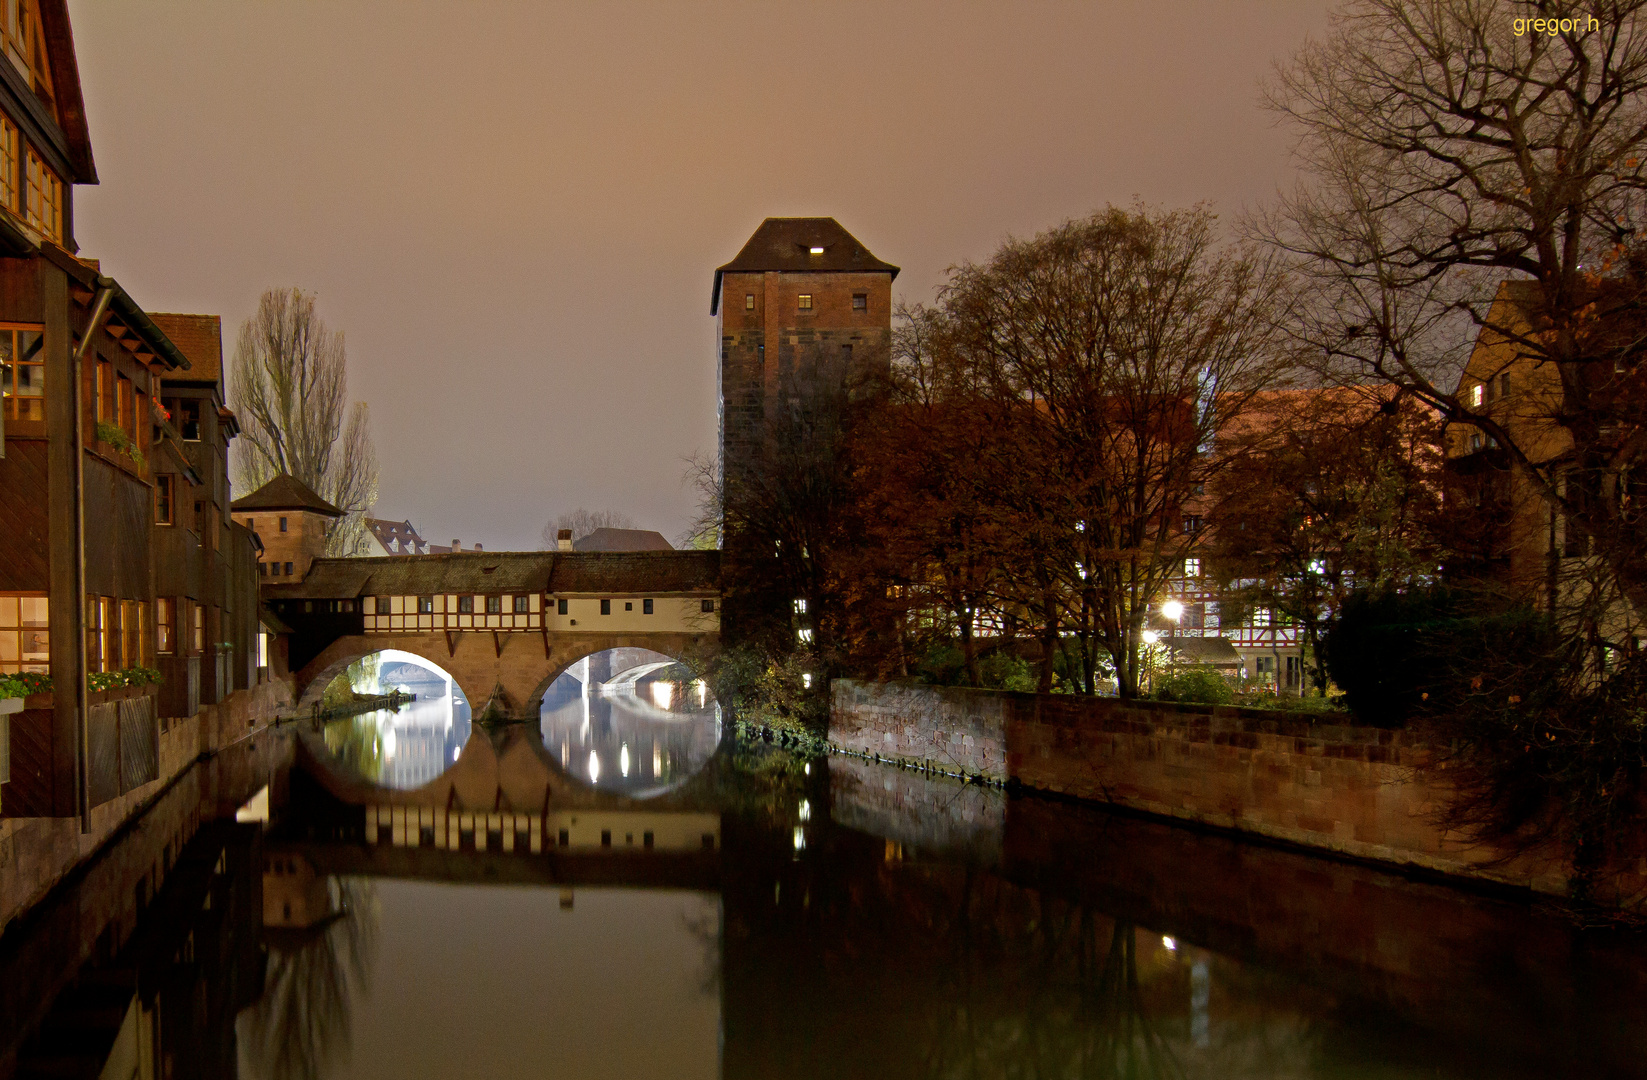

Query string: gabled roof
712 217 898 313
230 473 344 517
365 517 429 555
573 527 674 553
35 1 95 184
148 314 223 385
264 550 720 599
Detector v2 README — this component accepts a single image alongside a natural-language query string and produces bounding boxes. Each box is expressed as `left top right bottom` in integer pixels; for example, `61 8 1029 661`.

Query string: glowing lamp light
1141 630 1161 645
809 246 825 254
382 727 396 758
649 681 672 710
1162 935 1177 951
1161 600 1185 623
588 751 600 784
793 826 806 851
620 743 630 778
799 799 812 822
802 673 813 689
694 678 708 706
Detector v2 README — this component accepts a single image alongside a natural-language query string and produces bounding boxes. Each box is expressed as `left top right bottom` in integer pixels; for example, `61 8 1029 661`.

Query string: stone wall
0 677 292 933
829 680 1647 905
829 680 1009 780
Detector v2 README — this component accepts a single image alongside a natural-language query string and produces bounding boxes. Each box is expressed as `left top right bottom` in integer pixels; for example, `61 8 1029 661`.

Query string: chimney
452 539 461 552
558 528 573 552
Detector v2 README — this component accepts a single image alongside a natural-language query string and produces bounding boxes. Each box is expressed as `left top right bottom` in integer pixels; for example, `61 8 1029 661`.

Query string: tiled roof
265 551 720 599
230 473 344 516
366 517 429 554
573 527 674 553
148 314 223 384
712 217 898 313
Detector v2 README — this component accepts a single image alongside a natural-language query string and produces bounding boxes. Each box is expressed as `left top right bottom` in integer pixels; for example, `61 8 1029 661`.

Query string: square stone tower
713 218 898 491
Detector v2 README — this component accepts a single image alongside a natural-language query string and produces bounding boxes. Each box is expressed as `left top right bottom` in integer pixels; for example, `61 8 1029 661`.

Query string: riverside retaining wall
829 679 1647 905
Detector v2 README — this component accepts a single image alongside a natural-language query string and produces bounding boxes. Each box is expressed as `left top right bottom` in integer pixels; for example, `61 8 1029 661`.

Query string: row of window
0 113 63 243
745 292 870 312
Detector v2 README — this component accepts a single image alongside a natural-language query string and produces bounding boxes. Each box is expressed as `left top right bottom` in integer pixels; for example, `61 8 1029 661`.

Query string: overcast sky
67 0 1333 551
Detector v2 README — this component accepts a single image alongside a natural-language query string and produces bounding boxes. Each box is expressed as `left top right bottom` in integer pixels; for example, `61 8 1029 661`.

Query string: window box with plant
94 419 146 472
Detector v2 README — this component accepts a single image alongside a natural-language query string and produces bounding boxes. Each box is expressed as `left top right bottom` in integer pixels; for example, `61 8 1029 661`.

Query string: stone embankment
0 678 292 933
830 679 1647 907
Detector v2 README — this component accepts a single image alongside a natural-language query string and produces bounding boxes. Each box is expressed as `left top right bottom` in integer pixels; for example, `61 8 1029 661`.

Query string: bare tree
1258 0 1647 627
932 205 1291 697
230 287 378 555
539 507 638 548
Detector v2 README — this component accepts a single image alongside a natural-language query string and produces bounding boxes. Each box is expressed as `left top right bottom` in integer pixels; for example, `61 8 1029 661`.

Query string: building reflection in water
322 650 472 791
540 648 721 797
238 853 378 1080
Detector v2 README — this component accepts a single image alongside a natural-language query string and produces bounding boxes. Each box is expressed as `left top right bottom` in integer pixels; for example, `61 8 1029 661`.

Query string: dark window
417 596 433 614
154 475 174 525
643 831 654 849
745 293 755 310
643 598 654 615
701 599 715 613
840 344 852 363
852 293 867 310
797 293 812 310
702 833 715 850
600 599 611 615
486 595 502 614
278 516 288 533
1182 515 1203 536
625 601 633 611
600 829 612 848
514 595 529 613
284 562 293 576
458 595 475 614
558 598 568 615
558 828 569 846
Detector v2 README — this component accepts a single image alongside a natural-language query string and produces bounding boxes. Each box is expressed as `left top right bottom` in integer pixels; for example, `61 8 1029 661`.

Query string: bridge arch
293 630 718 721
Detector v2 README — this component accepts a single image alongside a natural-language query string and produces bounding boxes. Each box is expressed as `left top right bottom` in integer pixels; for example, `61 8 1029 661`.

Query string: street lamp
1161 599 1185 623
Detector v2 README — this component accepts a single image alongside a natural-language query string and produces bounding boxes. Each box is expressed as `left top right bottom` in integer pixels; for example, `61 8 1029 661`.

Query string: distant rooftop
230 473 344 517
573 527 674 553
712 217 899 314
148 313 223 384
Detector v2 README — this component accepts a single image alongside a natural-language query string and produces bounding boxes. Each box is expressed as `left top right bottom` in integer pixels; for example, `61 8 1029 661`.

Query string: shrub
0 671 51 699
1152 666 1234 705
1318 586 1460 726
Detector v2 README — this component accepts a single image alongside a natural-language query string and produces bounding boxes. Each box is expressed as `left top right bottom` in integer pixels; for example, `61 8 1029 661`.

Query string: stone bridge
264 550 720 719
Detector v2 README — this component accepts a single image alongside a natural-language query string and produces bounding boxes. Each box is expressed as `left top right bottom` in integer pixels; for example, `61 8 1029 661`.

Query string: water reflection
322 652 472 790
539 649 721 797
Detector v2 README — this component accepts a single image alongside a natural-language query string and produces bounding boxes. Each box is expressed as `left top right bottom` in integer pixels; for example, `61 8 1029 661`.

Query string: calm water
6 698 1647 1079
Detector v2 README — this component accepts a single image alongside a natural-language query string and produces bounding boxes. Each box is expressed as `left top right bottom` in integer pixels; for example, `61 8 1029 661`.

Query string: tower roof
230 473 344 517
712 217 898 313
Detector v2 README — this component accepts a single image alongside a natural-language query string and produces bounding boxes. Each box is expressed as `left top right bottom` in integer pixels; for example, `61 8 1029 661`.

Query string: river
3 690 1645 1080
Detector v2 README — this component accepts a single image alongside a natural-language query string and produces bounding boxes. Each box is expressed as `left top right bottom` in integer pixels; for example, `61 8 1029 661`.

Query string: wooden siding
0 437 49 591
82 454 151 601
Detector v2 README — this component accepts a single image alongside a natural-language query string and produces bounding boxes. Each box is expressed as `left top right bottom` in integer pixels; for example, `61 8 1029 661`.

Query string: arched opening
540 647 721 798
321 650 473 791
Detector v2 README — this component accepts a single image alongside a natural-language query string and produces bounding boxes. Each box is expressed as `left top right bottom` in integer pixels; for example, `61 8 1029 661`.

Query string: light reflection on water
323 654 472 791
538 650 721 798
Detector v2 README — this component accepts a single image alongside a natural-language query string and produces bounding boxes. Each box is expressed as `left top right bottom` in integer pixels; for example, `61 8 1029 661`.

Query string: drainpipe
74 285 115 832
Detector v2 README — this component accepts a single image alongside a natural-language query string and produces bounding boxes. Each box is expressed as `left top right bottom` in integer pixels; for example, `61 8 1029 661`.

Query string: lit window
0 324 44 422
24 147 61 242
1183 558 1200 578
1470 383 1484 407
116 375 132 437
0 115 17 212
809 246 824 254
192 603 205 653
0 593 48 674
798 294 813 310
745 293 755 311
797 627 814 644
793 598 807 614
155 475 174 525
852 293 867 311
121 599 139 669
257 631 268 668
1252 607 1272 627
